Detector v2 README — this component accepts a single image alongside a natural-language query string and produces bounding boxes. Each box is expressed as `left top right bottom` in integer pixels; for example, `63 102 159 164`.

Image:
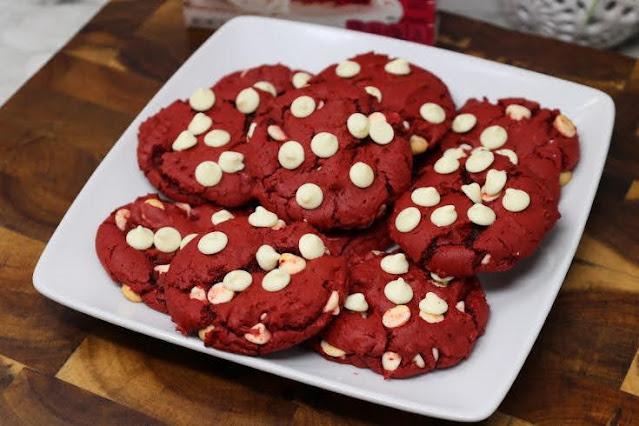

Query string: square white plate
33 17 614 422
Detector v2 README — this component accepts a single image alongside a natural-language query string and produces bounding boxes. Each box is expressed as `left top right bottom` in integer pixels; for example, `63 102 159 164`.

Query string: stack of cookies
95 52 579 379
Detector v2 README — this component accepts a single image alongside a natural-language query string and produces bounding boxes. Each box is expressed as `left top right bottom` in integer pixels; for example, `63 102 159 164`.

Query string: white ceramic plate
33 17 614 422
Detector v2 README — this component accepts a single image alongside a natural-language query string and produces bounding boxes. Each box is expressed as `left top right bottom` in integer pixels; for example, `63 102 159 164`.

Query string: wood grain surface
0 0 638 424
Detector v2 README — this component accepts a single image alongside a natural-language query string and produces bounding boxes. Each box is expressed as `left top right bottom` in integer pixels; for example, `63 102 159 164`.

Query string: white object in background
499 0 639 48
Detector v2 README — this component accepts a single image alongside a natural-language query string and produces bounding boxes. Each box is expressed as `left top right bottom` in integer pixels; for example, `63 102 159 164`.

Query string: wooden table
1 1 638 424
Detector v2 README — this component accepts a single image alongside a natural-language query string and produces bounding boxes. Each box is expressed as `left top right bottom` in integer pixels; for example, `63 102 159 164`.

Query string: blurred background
0 0 637 107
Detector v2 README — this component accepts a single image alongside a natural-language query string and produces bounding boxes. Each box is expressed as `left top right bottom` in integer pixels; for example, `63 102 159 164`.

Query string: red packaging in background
183 0 436 45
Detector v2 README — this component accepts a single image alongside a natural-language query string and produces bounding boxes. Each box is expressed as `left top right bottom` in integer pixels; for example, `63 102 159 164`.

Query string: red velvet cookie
314 251 489 379
439 97 580 186
312 52 456 155
95 194 231 312
389 145 561 277
325 216 393 260
138 65 303 207
245 81 413 230
162 207 348 355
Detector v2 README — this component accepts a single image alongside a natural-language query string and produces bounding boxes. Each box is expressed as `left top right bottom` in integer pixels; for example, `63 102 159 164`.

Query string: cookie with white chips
311 52 456 155
245 80 412 230
440 97 580 186
95 194 228 312
314 251 489 379
162 207 348 355
389 145 561 277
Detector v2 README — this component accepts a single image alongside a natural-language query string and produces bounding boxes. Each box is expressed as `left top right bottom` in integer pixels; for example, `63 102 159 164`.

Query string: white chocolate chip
211 209 234 225
321 340 346 358
482 169 507 197
244 323 271 345
121 284 142 303
381 351 401 371
554 114 576 137
247 122 257 140
218 151 245 173
411 187 440 207
323 291 340 314
368 112 386 124
505 104 531 120
172 130 197 151
188 112 213 136
382 305 411 328
349 162 375 188
502 188 531 212
249 206 279 228
261 269 291 292
365 86 382 102
189 286 206 301
197 231 228 255
204 129 231 147
380 253 409 275
430 272 454 284
292 72 312 89
115 208 130 231
433 156 460 174
223 270 253 292
419 292 448 315
278 141 305 170
153 264 170 274
495 148 518 165
236 87 260 114
444 146 470 159
419 311 444 323
410 135 429 155
189 87 215 111
153 227 182 253
403 120 410 129
299 233 326 260
480 125 508 149
430 205 457 227
180 233 197 250
256 245 280 271
207 283 234 304
347 113 370 139
369 121 394 145
195 161 222 187
295 183 323 209
267 124 287 141
432 348 439 362
384 58 410 75
198 325 215 341
174 202 191 216
335 60 361 78
290 95 316 118
481 254 492 265
311 132 339 158
467 203 496 226
144 198 164 210
461 183 482 204
452 113 477 133
560 171 573 186
455 301 465 312
384 278 414 304
395 207 421 233
344 293 368 312
271 219 286 231
419 103 446 124
253 81 276 96
465 150 495 173
126 226 154 250
413 354 425 368
278 253 307 275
